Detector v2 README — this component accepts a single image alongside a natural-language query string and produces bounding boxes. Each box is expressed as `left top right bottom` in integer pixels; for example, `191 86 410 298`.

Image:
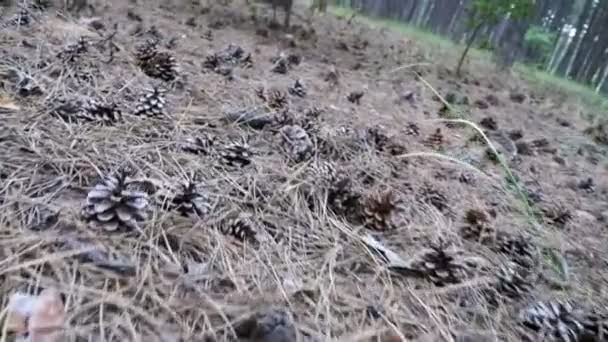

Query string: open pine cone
494 264 533 300
163 181 212 218
81 169 153 232
521 300 607 341
134 87 167 117
220 214 257 242
279 125 314 163
80 98 123 124
135 40 178 82
361 190 400 231
219 141 253 169
407 242 479 287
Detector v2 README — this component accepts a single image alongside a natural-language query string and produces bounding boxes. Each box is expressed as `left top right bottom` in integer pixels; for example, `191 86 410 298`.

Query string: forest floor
0 0 607 341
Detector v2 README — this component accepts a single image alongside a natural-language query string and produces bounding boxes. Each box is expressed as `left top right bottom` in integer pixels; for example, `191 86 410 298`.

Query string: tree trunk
456 22 483 76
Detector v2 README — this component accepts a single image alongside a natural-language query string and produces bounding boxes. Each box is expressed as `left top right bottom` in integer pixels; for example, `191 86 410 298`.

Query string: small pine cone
460 208 496 242
404 122 420 136
479 117 498 131
271 56 289 74
217 44 247 65
288 79 306 97
135 41 178 82
219 142 253 168
220 215 257 242
7 9 31 27
179 134 216 155
361 190 400 231
134 39 159 61
164 182 212 218
494 264 533 300
408 243 469 287
361 125 389 151
347 91 365 105
521 300 598 341
58 36 88 63
271 109 296 129
495 233 537 269
307 160 340 186
145 53 178 81
80 98 123 124
134 87 167 117
327 178 361 216
425 128 444 150
81 169 151 232
280 125 314 163
203 53 221 70
464 208 490 226
541 201 572 228
260 87 289 110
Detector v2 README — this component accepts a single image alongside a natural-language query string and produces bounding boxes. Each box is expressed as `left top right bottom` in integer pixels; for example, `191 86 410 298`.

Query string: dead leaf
5 289 65 342
0 95 20 111
361 234 409 269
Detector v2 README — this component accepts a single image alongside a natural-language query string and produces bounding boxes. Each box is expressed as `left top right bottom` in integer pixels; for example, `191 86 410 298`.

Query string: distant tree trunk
557 0 594 77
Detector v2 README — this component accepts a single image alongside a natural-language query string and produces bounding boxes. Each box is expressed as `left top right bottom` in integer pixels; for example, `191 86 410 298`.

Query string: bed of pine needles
1 0 607 341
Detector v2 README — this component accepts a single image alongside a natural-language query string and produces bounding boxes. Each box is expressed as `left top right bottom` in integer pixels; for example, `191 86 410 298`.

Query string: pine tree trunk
456 22 483 76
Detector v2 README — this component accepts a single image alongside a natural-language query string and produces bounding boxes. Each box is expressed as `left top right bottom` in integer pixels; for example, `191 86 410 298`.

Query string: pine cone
307 160 340 186
460 208 495 242
361 125 389 151
479 117 498 131
408 243 469 286
202 54 220 70
541 201 572 228
404 122 420 136
257 87 288 110
425 128 444 150
135 40 178 82
327 178 361 216
134 87 167 117
271 55 289 74
80 98 123 124
361 190 400 231
179 135 216 155
6 9 31 27
219 142 252 168
494 264 533 299
220 215 257 242
81 169 151 232
58 36 88 63
164 181 211 218
495 233 537 269
280 125 314 163
288 79 306 97
347 91 365 105
521 300 604 341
